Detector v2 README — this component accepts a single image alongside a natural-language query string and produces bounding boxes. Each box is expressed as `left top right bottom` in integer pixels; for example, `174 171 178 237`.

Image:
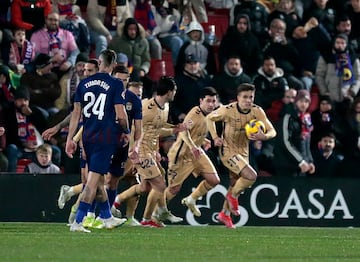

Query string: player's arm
206 106 225 140
42 113 71 140
115 104 129 132
255 107 277 140
65 103 81 158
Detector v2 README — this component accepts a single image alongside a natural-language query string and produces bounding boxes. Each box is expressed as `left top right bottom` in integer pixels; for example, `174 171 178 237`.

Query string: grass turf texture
0 223 359 262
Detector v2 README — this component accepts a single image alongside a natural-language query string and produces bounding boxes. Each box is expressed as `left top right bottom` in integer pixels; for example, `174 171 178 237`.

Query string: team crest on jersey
126 102 133 111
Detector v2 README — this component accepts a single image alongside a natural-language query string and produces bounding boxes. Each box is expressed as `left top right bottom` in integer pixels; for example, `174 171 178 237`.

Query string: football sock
191 180 213 200
76 201 91 224
119 184 140 203
143 189 160 220
232 177 255 196
106 188 117 206
126 195 139 218
99 200 112 219
73 183 83 195
165 188 175 202
113 196 121 209
88 200 96 213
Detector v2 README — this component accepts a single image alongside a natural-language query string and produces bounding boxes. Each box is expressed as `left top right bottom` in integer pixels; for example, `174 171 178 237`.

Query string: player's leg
181 155 220 217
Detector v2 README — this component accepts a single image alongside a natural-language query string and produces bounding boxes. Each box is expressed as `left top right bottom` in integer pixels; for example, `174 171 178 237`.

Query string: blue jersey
75 72 125 145
124 90 142 128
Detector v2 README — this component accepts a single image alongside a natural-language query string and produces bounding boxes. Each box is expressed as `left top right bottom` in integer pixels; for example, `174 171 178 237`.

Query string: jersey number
83 92 106 120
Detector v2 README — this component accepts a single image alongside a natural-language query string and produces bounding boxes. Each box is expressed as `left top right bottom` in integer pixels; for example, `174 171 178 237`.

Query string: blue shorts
83 143 117 175
79 148 87 169
109 145 129 177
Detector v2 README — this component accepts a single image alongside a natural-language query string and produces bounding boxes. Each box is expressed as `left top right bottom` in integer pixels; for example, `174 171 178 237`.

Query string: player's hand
213 137 223 147
128 146 140 164
249 129 267 141
299 161 310 173
65 140 77 158
308 163 316 174
42 126 59 140
121 133 131 147
191 146 202 160
173 123 188 134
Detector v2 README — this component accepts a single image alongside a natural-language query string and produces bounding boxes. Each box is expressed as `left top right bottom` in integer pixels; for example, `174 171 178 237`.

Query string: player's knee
207 175 220 187
241 166 257 181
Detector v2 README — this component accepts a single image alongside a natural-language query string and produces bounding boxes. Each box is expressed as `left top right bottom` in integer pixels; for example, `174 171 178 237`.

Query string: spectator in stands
310 95 337 150
0 5 13 65
266 87 297 123
86 0 131 57
333 13 360 57
0 65 14 107
262 18 304 90
171 53 211 123
254 56 290 111
8 27 35 75
52 0 91 53
219 13 262 77
175 21 217 76
212 55 251 104
30 11 79 79
4 86 61 172
134 0 162 59
20 53 61 118
273 89 315 176
24 143 61 174
152 0 184 65
335 97 360 177
302 0 336 38
108 17 151 81
315 33 360 104
268 0 302 39
311 132 343 177
229 0 269 41
346 0 360 57
11 0 52 37
56 53 88 111
0 106 8 172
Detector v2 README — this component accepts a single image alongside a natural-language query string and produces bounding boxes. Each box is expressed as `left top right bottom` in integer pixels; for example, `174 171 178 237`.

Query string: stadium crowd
0 0 360 180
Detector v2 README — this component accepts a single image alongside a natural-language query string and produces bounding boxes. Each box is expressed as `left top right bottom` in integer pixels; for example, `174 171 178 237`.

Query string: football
245 120 266 138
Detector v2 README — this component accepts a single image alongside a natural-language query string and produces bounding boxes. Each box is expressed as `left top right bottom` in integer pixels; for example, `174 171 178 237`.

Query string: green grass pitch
0 223 359 262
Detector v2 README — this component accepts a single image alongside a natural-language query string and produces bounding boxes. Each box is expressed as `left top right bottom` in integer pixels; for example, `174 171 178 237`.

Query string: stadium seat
148 51 174 81
16 158 32 173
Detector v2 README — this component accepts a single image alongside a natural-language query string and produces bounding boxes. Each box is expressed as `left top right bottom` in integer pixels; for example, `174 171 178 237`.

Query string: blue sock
106 189 117 206
88 200 96 213
99 200 111 219
75 201 91 224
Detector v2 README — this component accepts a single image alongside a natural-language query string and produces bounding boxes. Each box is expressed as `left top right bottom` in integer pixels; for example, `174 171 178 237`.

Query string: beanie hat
117 53 128 64
75 53 89 64
13 86 30 100
295 89 311 103
34 53 52 69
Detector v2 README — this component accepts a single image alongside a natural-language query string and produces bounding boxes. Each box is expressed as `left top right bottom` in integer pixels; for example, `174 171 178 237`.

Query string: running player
207 83 276 228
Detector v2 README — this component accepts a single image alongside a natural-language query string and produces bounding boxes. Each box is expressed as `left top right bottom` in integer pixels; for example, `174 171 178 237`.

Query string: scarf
48 30 61 54
57 3 73 16
11 40 34 65
299 112 313 139
334 51 355 87
16 111 37 150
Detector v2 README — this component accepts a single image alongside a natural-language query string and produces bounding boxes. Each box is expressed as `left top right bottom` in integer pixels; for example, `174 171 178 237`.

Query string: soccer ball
245 120 266 138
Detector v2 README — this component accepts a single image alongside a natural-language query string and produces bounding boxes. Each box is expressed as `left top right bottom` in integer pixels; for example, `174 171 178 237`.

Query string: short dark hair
157 76 177 96
237 83 255 94
201 86 217 98
87 59 99 70
99 49 117 66
112 65 129 75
